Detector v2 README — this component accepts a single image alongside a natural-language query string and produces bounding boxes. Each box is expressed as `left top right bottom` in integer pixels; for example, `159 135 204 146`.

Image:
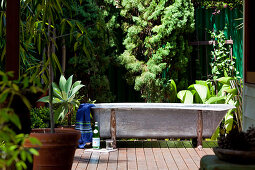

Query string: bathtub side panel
91 107 228 139
115 109 198 138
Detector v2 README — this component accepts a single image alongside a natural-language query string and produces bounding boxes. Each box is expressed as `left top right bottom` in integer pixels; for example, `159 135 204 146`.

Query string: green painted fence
191 7 243 80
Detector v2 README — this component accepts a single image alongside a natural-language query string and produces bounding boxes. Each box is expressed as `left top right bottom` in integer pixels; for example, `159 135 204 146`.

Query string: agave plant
38 75 84 125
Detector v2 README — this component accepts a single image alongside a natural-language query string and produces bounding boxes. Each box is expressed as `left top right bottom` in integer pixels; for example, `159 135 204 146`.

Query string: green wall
192 7 243 80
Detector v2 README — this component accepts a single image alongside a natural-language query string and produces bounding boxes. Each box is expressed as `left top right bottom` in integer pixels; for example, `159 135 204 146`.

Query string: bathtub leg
110 109 116 149
197 110 203 150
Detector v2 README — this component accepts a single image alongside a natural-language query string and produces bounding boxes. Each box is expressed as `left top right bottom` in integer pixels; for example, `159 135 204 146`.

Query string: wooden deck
72 140 217 170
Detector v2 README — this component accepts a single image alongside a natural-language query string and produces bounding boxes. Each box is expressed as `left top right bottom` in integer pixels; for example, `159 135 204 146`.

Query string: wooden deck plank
152 148 168 170
182 141 201 168
136 148 148 170
203 141 215 155
73 140 214 170
144 148 158 170
76 151 92 170
186 148 201 168
174 141 198 170
178 148 198 170
127 148 137 170
161 148 178 170
107 150 118 170
87 151 100 170
97 153 109 170
168 148 189 170
194 147 207 158
72 149 84 170
117 148 127 170
166 141 189 169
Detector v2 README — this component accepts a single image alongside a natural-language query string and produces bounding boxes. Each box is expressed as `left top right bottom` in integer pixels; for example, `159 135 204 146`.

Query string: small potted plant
25 75 84 170
213 126 255 164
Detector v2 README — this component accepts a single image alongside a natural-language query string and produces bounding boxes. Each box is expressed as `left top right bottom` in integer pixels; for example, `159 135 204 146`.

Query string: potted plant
213 126 255 164
24 75 84 170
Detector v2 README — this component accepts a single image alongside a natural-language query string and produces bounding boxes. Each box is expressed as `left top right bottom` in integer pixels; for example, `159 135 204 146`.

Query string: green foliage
210 30 237 79
30 106 76 128
30 107 50 128
38 75 84 122
193 0 243 9
66 0 115 102
177 90 193 104
113 0 194 102
0 71 41 170
177 76 243 139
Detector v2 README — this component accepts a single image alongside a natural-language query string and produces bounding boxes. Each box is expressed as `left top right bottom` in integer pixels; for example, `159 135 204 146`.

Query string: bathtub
91 103 234 146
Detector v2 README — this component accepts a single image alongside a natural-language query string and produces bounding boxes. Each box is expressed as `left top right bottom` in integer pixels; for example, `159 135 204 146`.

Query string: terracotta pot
24 128 80 170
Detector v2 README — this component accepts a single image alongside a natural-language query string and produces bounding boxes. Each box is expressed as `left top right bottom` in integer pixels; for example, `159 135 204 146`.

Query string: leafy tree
0 0 115 102
65 0 115 102
114 0 194 102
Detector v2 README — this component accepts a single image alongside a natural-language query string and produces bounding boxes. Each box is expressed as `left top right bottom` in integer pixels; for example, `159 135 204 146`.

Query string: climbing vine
210 30 236 79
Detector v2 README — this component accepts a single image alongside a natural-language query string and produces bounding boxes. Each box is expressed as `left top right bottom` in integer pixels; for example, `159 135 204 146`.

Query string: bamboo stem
48 18 55 133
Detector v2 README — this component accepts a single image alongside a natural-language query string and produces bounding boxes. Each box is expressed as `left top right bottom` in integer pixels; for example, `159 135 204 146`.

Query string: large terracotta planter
25 128 80 170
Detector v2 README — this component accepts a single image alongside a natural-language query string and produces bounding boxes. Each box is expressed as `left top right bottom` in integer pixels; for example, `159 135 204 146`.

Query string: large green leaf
52 53 62 74
55 104 69 121
188 84 208 103
205 96 225 104
65 75 73 97
218 84 230 97
177 90 193 104
195 80 211 98
61 91 68 100
71 81 81 90
37 96 61 104
37 96 50 103
211 127 220 140
52 82 63 99
169 79 177 102
69 85 84 99
225 109 234 133
59 75 66 91
224 88 238 96
217 77 234 86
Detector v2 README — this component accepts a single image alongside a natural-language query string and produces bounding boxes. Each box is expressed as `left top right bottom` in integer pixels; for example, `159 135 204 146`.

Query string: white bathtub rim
91 103 235 111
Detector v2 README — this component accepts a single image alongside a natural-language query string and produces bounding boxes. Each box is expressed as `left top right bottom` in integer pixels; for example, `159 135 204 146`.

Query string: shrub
30 107 50 129
115 0 195 102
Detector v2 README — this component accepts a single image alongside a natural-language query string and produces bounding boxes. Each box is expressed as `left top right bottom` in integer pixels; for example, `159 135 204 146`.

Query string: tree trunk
6 0 20 79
